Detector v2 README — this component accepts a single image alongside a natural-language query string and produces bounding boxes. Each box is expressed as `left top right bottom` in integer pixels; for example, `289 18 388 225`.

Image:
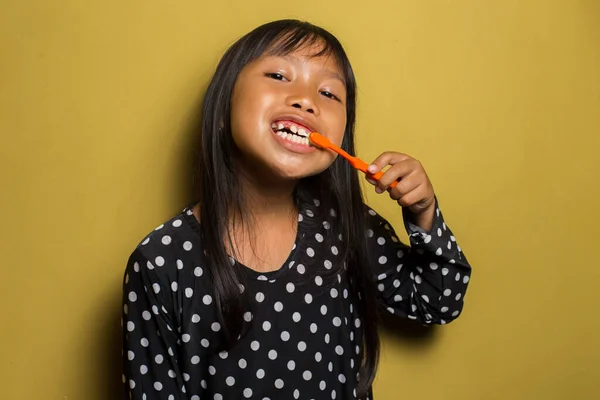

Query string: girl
122 20 471 400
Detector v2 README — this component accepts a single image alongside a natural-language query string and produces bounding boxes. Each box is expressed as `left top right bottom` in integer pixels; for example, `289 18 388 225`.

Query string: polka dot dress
122 199 471 399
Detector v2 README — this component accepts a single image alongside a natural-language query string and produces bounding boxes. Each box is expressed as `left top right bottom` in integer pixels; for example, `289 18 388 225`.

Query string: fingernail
375 187 383 194
368 165 376 173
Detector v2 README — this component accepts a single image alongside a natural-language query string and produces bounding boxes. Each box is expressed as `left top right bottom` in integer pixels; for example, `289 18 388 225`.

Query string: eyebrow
276 54 346 85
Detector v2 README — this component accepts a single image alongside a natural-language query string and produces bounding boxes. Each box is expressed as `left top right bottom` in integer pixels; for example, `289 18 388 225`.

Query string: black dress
122 198 471 400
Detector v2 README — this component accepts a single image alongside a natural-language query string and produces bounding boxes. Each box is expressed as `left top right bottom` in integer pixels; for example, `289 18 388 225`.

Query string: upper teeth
271 122 310 137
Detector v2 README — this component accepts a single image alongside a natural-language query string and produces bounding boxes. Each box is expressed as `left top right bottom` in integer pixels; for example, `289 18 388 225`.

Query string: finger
365 177 377 186
367 152 412 174
388 172 421 200
396 184 428 208
376 160 418 188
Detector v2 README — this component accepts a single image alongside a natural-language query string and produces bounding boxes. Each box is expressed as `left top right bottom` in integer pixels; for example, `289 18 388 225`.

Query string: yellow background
1 0 599 399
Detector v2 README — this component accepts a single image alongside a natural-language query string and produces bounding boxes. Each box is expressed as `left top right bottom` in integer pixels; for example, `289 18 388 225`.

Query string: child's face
230 43 347 181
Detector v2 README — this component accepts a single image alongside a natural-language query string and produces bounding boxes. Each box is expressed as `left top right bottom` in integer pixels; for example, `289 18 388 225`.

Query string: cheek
329 111 347 147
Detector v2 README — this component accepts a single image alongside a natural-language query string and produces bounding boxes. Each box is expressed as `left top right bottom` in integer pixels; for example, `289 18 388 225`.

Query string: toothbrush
309 132 398 189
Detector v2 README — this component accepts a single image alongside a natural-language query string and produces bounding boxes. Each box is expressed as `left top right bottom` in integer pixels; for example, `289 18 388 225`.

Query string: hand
366 152 436 231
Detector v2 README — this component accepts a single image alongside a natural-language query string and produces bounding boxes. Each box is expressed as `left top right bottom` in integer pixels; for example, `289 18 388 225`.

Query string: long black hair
196 19 380 397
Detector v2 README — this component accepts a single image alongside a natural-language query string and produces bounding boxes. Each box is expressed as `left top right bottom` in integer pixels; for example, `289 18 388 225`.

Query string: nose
286 89 320 116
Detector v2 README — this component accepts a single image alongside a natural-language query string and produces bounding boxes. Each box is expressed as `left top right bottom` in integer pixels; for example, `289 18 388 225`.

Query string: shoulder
126 203 207 285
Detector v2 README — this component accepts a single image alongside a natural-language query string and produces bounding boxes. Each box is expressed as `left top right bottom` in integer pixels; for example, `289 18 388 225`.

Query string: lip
270 114 318 134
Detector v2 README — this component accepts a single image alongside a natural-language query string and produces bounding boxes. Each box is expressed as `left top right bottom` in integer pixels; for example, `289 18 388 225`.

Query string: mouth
270 118 315 147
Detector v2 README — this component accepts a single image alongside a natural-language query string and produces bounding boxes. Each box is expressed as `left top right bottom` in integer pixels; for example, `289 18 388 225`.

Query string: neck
235 162 298 219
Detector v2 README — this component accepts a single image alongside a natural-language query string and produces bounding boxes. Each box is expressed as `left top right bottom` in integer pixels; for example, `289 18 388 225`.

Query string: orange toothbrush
309 132 398 188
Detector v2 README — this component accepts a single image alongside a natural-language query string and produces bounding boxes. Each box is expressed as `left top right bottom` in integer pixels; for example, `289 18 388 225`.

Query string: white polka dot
155 256 165 267
288 360 296 370
320 305 328 315
320 381 326 390
297 264 306 274
141 237 150 245
211 322 220 331
244 311 253 322
456 293 462 301
239 358 247 369
294 389 300 399
141 338 149 347
262 321 271 331
305 294 313 304
424 234 432 244
154 381 162 391
172 219 182 227
255 292 265 302
219 351 228 359
286 283 295 293
243 388 252 398
338 374 346 383
335 345 344 355
128 292 137 302
140 365 148 374
203 295 212 305
201 339 209 348
146 261 154 270
154 354 163 364
324 260 332 269
315 233 324 242
192 314 200 323
303 370 312 380
452 310 460 317
274 302 283 312
444 289 452 296
251 341 260 351
185 288 193 298
171 282 178 291
442 268 449 276
191 355 200 364
256 369 265 379
268 349 278 360
127 321 135 332
436 247 443 256
161 235 171 245
183 241 193 251
330 288 338 298
355 318 361 328
307 247 315 257
182 334 191 343
194 266 203 276
377 237 386 245
463 276 470 284
378 256 387 264
378 283 385 292
415 275 422 284
310 323 318 333
298 341 307 351
331 246 339 255
275 379 284 389
315 276 323 286
325 333 330 344
226 376 235 386
333 317 341 327
214 395 223 400
306 209 315 217
280 330 290 341
293 312 301 322
127 350 135 360
316 352 322 362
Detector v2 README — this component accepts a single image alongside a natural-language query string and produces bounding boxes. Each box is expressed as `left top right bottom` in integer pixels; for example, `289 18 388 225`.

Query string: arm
366 199 471 324
122 249 189 399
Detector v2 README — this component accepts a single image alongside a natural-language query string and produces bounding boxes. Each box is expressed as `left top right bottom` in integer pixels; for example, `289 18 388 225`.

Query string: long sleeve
365 198 472 325
122 248 189 400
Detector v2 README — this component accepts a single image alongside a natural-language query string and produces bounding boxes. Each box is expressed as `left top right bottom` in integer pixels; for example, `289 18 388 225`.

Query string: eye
265 72 287 81
320 91 341 102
